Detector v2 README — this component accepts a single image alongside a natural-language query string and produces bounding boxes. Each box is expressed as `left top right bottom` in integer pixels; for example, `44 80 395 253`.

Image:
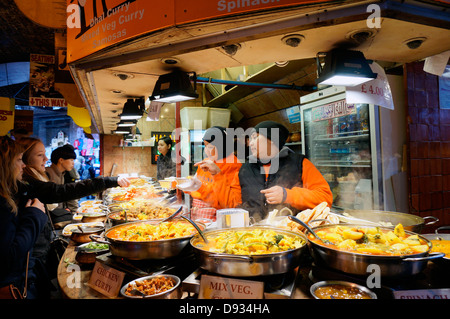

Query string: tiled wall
100 134 155 177
406 61 450 231
100 100 203 179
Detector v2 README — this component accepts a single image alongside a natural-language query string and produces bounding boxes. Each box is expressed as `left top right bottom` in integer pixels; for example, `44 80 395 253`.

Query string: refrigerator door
301 90 382 211
189 130 206 175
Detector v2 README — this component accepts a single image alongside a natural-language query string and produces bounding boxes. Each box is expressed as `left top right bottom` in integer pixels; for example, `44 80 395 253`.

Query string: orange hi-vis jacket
224 151 333 220
190 153 242 210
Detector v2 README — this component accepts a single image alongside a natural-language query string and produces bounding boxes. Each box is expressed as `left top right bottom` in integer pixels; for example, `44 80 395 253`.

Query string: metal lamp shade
316 49 377 87
150 70 198 103
120 98 145 120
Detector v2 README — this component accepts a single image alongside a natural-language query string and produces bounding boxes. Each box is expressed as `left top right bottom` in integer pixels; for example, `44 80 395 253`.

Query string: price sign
199 274 264 299
393 289 450 299
346 62 394 110
86 261 125 298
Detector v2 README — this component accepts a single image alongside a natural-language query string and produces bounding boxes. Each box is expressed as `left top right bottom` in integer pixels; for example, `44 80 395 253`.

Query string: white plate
62 222 105 236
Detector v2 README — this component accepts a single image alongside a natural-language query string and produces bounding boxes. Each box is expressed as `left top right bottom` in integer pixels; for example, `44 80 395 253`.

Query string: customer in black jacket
0 136 47 299
15 137 130 298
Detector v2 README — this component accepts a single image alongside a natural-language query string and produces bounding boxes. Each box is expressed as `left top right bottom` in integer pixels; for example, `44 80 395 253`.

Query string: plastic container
180 107 209 129
216 208 249 228
207 107 231 128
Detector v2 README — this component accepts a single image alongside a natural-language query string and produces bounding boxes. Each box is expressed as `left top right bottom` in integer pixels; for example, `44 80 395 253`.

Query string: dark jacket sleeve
0 198 48 277
24 177 119 204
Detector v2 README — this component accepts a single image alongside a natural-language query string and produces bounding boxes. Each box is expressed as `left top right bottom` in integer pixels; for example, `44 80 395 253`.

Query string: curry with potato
309 224 430 256
196 229 305 255
430 239 450 258
107 220 197 241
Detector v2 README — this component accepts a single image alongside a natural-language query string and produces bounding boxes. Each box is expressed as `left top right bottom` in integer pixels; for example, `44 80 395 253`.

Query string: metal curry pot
421 226 450 267
91 219 205 260
307 224 444 277
190 226 308 277
341 210 438 233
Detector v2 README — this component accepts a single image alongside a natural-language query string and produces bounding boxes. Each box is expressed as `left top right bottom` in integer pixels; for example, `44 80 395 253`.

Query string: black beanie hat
254 121 290 148
202 126 233 160
51 144 76 164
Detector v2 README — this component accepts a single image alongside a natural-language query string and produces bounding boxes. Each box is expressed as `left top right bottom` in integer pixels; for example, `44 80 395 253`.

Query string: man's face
249 132 279 161
59 158 74 172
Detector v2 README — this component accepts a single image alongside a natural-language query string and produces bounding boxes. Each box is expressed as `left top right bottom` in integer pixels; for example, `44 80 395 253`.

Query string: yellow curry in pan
430 239 450 258
196 229 305 255
309 224 430 256
107 221 197 241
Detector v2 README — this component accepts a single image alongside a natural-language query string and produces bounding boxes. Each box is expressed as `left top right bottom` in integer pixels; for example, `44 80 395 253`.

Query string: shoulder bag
0 252 29 299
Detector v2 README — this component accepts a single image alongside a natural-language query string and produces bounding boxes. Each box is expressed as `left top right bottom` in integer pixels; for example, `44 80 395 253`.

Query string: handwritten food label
393 289 450 299
346 62 395 110
199 274 264 299
87 261 125 298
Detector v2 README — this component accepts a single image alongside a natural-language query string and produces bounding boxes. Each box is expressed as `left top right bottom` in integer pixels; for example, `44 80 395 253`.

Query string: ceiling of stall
1 0 449 135
73 1 450 134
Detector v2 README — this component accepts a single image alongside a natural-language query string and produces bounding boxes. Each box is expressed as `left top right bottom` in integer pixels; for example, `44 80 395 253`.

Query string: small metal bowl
310 280 377 299
70 225 105 244
75 242 110 265
81 213 107 224
120 274 181 299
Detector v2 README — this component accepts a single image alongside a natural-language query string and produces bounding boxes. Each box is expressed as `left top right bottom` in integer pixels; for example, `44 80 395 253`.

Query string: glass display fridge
300 86 383 211
179 129 206 176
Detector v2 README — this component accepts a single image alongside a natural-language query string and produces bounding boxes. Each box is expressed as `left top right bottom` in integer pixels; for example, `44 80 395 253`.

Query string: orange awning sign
66 0 329 63
66 0 175 63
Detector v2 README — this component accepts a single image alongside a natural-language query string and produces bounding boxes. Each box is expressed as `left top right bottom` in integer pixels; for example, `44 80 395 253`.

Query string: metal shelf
316 164 371 168
314 159 371 168
285 141 302 146
113 145 153 150
313 132 370 141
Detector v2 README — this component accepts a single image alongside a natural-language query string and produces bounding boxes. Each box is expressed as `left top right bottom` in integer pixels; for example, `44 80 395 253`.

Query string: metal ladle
288 215 331 244
156 205 183 225
129 288 146 297
181 215 209 244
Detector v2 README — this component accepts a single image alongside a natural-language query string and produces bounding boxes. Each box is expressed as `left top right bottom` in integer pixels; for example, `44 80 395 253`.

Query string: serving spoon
181 215 209 244
156 205 183 225
128 288 146 297
288 215 332 244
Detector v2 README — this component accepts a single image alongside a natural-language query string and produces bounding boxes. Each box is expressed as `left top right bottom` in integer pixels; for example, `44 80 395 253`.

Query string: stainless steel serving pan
120 274 182 299
190 226 308 277
70 225 104 244
106 203 182 226
420 226 450 267
91 219 205 260
306 223 444 277
339 210 438 233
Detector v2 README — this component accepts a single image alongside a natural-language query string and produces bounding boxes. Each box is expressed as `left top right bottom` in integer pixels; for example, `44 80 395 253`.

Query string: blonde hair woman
20 137 49 183
0 136 47 299
16 137 130 298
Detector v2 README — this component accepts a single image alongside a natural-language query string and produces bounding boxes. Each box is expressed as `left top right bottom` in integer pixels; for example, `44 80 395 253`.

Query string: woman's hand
260 186 286 205
117 176 131 187
26 198 45 213
194 159 221 175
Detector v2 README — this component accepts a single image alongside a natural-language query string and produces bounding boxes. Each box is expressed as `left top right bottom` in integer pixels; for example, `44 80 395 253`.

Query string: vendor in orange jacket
228 121 333 222
181 126 242 221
